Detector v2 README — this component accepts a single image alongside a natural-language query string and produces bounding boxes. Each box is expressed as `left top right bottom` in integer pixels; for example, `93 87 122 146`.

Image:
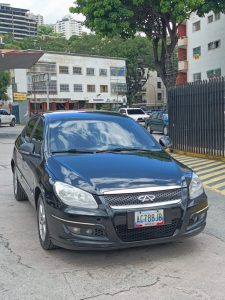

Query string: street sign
32 73 50 83
13 92 27 101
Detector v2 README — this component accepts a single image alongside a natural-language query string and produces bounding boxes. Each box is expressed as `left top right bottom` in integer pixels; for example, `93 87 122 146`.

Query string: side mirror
159 136 173 149
19 142 34 155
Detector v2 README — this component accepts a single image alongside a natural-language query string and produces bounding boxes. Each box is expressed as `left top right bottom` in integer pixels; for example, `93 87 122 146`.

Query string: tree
0 71 10 100
37 25 54 36
70 0 225 89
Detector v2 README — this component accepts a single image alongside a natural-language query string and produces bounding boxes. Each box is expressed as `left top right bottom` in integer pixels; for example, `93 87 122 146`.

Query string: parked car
145 111 169 135
0 109 16 127
119 108 149 126
11 111 208 250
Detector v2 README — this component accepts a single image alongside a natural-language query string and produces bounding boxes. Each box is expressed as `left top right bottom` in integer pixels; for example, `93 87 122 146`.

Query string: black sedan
11 111 208 250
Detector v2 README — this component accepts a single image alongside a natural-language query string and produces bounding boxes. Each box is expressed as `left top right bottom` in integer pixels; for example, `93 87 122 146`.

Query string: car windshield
127 109 145 115
49 117 161 153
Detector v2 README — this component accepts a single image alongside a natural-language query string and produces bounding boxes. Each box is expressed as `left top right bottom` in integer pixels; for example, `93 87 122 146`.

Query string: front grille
104 189 182 207
115 219 180 242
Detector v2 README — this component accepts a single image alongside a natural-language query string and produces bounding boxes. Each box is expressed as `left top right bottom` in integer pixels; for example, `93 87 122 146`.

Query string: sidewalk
171 154 225 196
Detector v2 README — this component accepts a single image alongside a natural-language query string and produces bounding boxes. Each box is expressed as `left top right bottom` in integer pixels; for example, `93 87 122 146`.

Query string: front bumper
46 195 208 250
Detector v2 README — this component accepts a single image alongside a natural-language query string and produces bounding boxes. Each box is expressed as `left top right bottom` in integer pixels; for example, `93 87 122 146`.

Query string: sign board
32 73 50 83
13 92 27 101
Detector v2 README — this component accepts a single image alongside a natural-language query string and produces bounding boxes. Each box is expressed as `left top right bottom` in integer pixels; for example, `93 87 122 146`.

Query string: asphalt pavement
0 126 225 300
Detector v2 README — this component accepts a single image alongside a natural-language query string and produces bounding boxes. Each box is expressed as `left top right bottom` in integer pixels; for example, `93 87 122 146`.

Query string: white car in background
119 108 149 126
0 109 16 127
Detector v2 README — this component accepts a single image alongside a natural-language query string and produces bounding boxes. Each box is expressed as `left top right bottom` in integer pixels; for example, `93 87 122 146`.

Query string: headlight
53 181 98 209
189 173 204 199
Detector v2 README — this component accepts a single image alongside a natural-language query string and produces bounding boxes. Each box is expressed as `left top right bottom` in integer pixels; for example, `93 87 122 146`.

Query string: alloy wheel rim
38 200 47 241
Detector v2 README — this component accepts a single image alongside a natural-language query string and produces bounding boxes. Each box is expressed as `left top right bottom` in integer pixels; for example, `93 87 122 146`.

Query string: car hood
47 151 191 195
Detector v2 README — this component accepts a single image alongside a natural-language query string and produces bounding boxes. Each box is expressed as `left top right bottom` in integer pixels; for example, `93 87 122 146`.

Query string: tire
163 126 168 136
10 119 15 127
37 195 57 250
147 124 153 134
13 169 27 201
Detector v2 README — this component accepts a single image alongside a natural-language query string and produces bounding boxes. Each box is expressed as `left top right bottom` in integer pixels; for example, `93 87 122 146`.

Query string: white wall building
54 15 83 39
136 70 167 108
10 51 127 112
186 12 225 82
30 13 44 26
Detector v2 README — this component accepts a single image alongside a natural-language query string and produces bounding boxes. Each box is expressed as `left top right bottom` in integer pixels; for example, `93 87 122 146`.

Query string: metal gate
168 78 225 158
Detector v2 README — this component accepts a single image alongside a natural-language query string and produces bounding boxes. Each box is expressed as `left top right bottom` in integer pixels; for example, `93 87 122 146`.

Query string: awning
0 49 44 71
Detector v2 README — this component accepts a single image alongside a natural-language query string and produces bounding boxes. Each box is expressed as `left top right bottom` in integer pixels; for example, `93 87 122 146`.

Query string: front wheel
10 119 15 127
13 170 27 201
163 126 168 136
37 195 57 250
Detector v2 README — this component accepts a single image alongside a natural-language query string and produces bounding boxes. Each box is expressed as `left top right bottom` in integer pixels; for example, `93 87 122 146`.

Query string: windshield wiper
95 147 152 153
51 149 95 154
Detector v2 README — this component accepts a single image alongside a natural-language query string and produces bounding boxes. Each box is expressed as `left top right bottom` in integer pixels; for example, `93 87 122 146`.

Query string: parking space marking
171 153 225 196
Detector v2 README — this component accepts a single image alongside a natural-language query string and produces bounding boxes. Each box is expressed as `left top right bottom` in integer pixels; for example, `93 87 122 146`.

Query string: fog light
69 227 81 234
85 229 93 236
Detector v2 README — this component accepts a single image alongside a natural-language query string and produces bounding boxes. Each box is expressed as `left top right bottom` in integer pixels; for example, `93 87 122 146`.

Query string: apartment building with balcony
54 15 83 39
0 3 37 39
10 51 127 114
177 12 225 84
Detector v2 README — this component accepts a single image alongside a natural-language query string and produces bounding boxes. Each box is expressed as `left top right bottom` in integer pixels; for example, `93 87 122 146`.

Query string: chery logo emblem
138 194 156 203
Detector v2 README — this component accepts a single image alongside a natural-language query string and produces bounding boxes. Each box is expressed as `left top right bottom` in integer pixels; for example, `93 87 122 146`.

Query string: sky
5 0 85 24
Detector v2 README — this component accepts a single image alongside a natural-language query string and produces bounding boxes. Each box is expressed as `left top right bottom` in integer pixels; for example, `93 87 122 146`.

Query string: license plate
134 209 164 228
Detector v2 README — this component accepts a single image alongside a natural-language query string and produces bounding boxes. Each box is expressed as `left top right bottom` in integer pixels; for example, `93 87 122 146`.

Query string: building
9 51 127 115
54 15 83 39
136 70 167 108
177 12 225 84
0 3 37 39
30 13 44 26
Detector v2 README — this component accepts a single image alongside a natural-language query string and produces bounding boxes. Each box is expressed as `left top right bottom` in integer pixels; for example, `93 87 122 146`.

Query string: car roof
42 110 129 121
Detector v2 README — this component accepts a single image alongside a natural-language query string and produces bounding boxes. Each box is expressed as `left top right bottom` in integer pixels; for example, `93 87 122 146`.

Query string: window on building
193 46 201 59
111 83 127 93
73 67 82 75
157 82 162 89
74 84 83 92
157 93 162 101
208 15 213 23
100 85 108 93
193 73 201 82
87 85 96 92
60 84 69 92
59 66 69 74
193 21 200 32
215 13 220 21
208 40 221 50
99 68 107 76
86 68 95 76
207 68 221 79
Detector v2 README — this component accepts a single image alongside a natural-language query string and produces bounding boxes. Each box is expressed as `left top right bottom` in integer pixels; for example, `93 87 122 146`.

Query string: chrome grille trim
103 185 182 195
111 199 182 210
